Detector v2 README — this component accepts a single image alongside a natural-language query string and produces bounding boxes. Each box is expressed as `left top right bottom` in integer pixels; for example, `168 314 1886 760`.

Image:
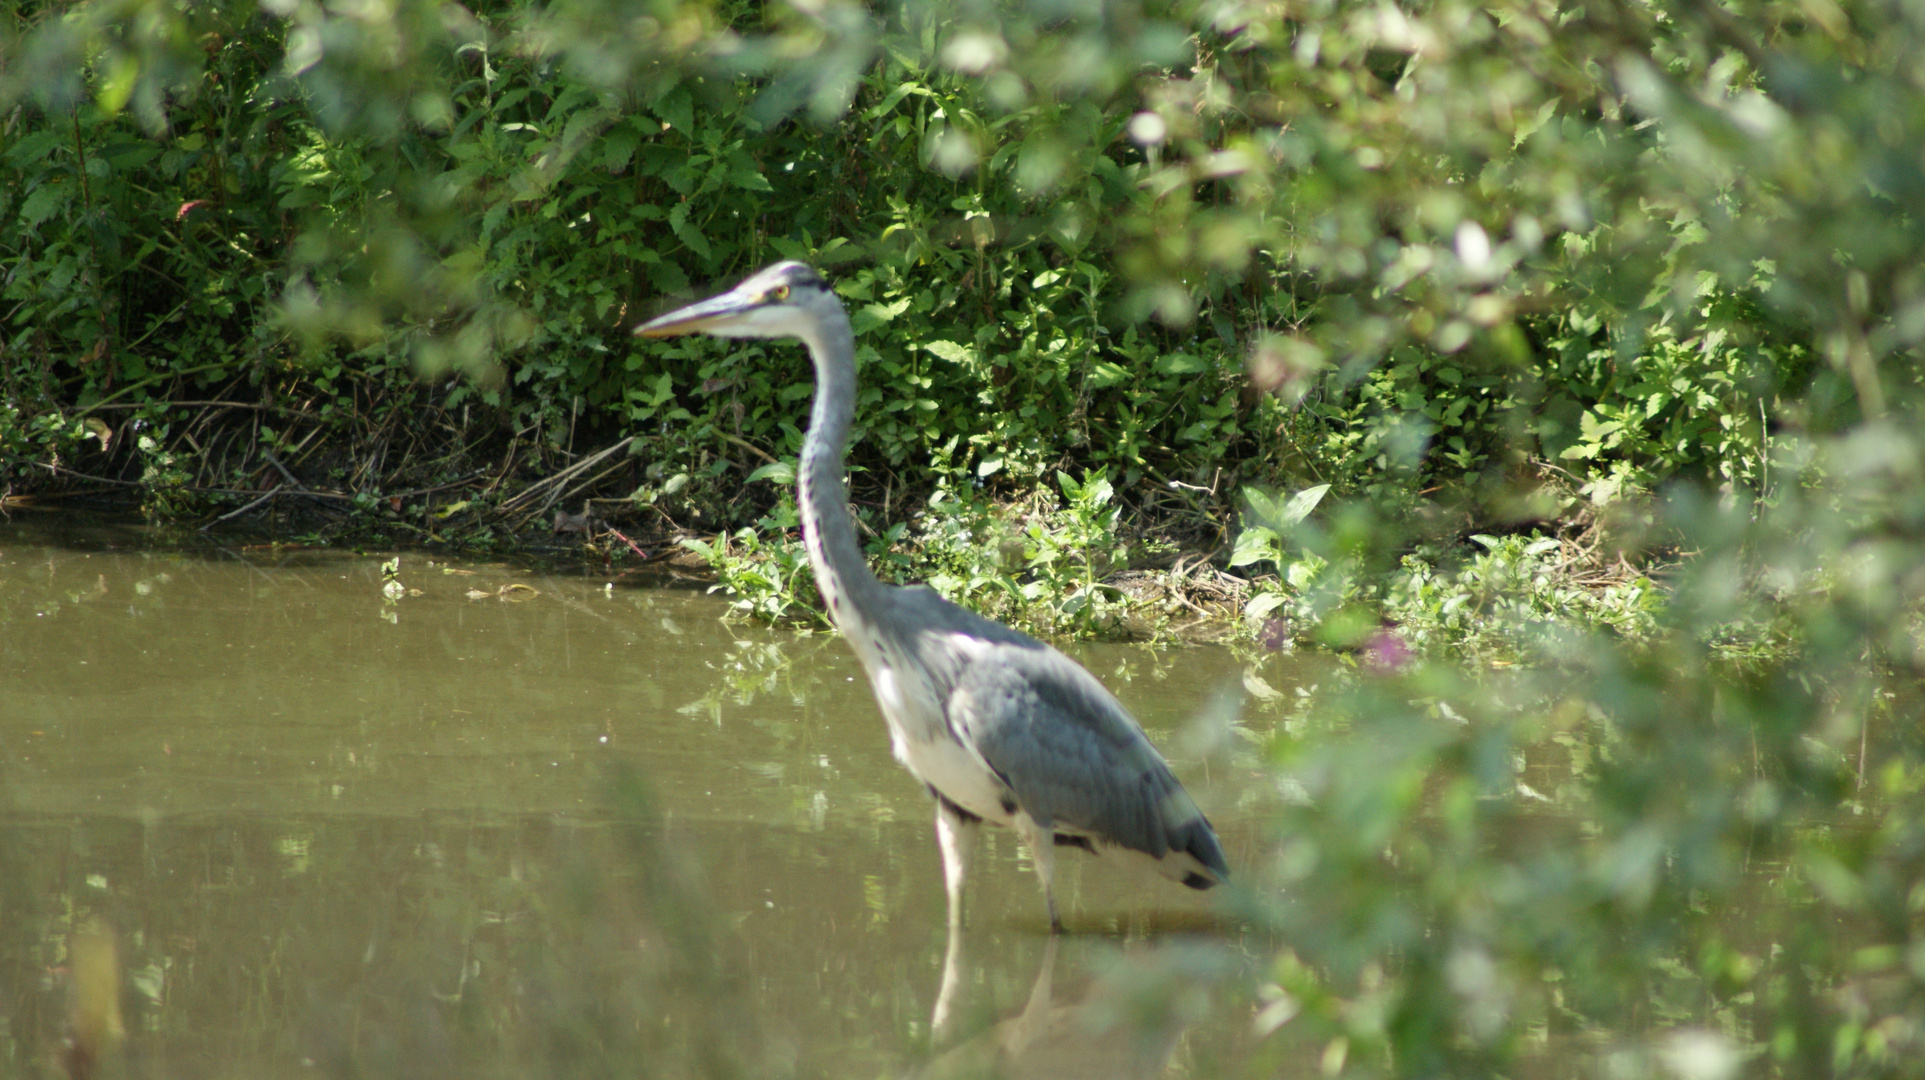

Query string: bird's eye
770 285 791 302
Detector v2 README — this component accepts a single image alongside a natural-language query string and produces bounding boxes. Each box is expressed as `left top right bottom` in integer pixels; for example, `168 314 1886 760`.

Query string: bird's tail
1152 785 1229 890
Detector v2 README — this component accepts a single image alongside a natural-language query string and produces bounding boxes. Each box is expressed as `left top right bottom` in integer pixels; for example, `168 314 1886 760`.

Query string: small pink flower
1363 627 1413 672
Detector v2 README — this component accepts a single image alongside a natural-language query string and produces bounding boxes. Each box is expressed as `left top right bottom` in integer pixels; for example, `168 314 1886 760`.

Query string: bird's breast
898 730 1016 826
862 654 1013 826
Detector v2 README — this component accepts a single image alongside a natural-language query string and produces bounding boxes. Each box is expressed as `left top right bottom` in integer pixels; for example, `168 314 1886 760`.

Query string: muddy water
0 515 1265 1079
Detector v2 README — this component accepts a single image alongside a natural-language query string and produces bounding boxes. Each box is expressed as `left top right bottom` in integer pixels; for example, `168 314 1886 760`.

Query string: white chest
859 648 1012 826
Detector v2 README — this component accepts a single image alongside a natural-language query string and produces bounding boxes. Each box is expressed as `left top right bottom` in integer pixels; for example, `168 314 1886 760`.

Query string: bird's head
633 261 834 342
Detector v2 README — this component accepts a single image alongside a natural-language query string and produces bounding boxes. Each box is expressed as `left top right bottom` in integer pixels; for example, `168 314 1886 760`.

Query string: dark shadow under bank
0 505 714 598
2 466 1261 642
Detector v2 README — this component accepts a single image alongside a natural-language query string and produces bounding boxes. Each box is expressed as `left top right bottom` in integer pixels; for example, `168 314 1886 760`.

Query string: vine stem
71 361 241 420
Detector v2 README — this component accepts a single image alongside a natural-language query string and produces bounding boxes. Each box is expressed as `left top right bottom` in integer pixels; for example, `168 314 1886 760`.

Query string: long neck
795 309 883 626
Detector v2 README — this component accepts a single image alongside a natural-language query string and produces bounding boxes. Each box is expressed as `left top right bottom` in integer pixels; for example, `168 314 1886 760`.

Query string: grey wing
944 642 1228 880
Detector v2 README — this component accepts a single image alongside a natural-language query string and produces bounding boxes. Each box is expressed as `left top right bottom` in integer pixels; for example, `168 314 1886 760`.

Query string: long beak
633 286 762 338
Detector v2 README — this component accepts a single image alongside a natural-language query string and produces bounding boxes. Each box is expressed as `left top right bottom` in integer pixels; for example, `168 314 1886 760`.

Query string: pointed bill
633 286 764 338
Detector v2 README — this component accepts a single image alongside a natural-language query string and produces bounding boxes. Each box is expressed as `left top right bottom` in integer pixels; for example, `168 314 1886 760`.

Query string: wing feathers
942 643 1228 883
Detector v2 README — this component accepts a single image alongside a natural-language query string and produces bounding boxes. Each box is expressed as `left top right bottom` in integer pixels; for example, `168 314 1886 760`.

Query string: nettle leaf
652 86 694 136
923 340 973 363
666 202 711 259
603 125 641 172
1284 558 1322 591
18 183 69 228
726 152 774 192
4 129 62 168
850 298 910 336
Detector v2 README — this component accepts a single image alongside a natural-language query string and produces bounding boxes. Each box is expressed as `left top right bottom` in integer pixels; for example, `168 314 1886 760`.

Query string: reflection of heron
922 934 1184 1080
637 262 1228 932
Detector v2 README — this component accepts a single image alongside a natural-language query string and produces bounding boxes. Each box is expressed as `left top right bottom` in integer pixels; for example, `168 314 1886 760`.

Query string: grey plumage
637 261 1228 931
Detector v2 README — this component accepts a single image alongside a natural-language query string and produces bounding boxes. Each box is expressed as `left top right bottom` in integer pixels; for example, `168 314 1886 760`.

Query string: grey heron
636 261 1229 932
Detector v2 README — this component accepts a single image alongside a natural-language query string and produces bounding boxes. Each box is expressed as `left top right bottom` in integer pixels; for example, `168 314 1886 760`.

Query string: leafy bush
681 466 1159 638
0 0 1827 547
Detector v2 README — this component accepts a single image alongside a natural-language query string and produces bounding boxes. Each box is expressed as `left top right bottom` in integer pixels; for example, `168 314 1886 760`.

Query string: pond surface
0 514 1272 1079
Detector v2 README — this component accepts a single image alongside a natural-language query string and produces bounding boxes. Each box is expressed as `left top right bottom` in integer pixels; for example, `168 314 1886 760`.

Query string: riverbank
6 398 1662 664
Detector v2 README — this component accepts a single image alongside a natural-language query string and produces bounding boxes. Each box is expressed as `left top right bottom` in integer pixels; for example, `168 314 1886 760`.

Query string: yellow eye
770 285 790 302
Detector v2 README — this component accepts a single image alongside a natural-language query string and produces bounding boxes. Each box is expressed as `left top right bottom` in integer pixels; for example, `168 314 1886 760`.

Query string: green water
0 515 1261 1078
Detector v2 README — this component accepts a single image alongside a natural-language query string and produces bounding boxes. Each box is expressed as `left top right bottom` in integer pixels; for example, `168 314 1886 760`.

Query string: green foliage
922 469 1151 637
1235 483 1661 661
678 528 823 626
1382 535 1664 657
0 0 1840 544
682 466 1157 638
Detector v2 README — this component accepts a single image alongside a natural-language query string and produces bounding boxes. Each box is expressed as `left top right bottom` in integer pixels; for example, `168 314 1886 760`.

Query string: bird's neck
796 309 884 625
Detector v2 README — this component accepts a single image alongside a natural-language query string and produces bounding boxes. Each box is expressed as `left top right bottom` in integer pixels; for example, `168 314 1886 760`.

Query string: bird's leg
1014 814 1062 933
930 906 967 1045
934 801 978 933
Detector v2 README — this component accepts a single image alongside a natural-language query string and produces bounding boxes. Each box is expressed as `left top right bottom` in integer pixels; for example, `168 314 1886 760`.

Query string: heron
636 261 1229 932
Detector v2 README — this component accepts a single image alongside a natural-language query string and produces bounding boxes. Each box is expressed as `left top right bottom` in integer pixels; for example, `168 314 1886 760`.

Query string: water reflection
0 515 1256 1077
925 929 1227 1080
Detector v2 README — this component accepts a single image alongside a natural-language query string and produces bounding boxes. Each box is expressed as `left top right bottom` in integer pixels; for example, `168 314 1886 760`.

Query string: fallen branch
39 463 143 487
261 448 309 491
604 526 650 560
203 485 283 529
498 435 636 515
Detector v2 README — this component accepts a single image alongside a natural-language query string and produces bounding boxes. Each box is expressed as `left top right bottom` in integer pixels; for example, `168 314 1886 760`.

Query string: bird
635 261 1229 932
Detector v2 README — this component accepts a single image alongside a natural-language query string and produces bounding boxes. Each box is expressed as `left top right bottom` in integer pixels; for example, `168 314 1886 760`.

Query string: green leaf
1284 558 1321 590
603 126 641 172
4 130 61 168
1229 525 1279 568
1244 591 1287 620
726 154 774 192
1280 484 1330 526
850 298 911 336
1243 486 1282 524
666 202 711 259
1244 484 1328 532
652 86 693 135
18 183 68 228
746 461 797 484
1153 352 1207 375
924 340 974 363
1514 98 1558 147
